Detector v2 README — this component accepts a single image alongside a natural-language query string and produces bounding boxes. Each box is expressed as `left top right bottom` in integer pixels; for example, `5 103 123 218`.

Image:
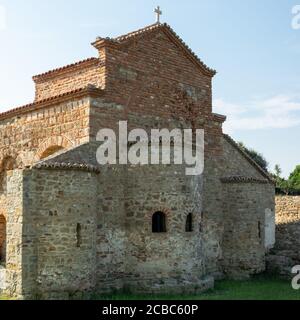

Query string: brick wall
0 97 90 169
33 59 105 101
91 27 223 158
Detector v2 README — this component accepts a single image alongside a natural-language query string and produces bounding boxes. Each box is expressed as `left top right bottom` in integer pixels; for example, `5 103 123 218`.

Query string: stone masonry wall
91 28 223 157
34 143 214 295
267 196 300 277
222 138 267 179
221 137 275 278
0 23 276 298
122 162 208 294
33 59 105 101
95 166 126 294
89 29 225 285
1 170 24 298
0 97 91 168
22 168 98 299
221 182 274 279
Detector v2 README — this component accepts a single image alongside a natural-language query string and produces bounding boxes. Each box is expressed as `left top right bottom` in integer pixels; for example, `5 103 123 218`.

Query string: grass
1 274 299 300
96 274 300 300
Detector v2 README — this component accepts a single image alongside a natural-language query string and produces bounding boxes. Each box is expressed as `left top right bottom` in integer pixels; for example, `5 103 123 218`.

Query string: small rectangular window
76 223 82 247
185 213 193 232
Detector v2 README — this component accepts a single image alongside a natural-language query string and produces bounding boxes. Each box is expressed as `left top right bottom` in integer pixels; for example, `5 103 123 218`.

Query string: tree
238 142 269 172
273 164 300 195
289 165 300 191
272 164 285 191
280 179 293 195
274 164 282 178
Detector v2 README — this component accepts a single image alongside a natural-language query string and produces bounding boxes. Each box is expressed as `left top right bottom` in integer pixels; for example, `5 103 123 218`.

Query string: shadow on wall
39 146 64 160
0 215 6 265
267 195 300 277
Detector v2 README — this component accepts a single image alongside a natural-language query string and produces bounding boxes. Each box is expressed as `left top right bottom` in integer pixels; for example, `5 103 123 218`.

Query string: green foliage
238 142 269 172
289 165 300 191
274 164 282 177
273 164 300 195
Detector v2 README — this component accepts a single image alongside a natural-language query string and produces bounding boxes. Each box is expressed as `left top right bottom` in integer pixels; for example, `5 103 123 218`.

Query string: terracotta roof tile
34 162 100 173
32 57 100 81
0 85 103 121
221 176 269 184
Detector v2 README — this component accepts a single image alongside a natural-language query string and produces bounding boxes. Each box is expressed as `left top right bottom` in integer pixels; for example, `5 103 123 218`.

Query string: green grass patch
96 275 300 300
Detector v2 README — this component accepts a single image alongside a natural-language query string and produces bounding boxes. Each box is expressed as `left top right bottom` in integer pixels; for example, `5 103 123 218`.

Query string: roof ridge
32 57 100 81
108 22 216 76
162 23 216 76
114 22 161 41
223 134 274 184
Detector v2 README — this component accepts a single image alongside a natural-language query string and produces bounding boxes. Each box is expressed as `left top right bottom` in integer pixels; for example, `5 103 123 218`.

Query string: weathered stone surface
0 23 275 299
267 196 300 277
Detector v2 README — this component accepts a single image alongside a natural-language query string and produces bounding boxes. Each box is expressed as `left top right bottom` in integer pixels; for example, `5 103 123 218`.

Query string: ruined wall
267 196 300 277
22 168 98 299
33 59 105 101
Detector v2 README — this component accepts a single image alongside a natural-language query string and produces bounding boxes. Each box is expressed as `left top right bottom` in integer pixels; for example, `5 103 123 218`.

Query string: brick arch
36 136 74 160
146 207 171 233
146 207 171 222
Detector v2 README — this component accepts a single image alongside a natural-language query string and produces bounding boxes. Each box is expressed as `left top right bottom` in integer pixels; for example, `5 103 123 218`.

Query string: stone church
0 22 275 299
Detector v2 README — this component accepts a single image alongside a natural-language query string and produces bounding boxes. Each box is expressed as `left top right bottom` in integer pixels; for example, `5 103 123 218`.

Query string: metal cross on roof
154 6 162 23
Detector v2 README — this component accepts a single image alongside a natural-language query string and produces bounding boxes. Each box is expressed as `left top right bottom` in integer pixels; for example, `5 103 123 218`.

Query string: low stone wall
267 196 300 277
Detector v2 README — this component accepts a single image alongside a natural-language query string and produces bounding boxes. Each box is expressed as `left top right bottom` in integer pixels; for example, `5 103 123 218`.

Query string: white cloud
0 5 6 31
213 95 300 133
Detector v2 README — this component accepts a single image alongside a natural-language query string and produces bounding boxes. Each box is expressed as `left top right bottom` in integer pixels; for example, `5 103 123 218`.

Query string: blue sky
0 0 299 177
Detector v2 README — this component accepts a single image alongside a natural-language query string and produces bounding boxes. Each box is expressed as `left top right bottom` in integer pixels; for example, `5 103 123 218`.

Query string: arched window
0 215 6 264
40 146 64 160
152 211 166 233
185 213 193 232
